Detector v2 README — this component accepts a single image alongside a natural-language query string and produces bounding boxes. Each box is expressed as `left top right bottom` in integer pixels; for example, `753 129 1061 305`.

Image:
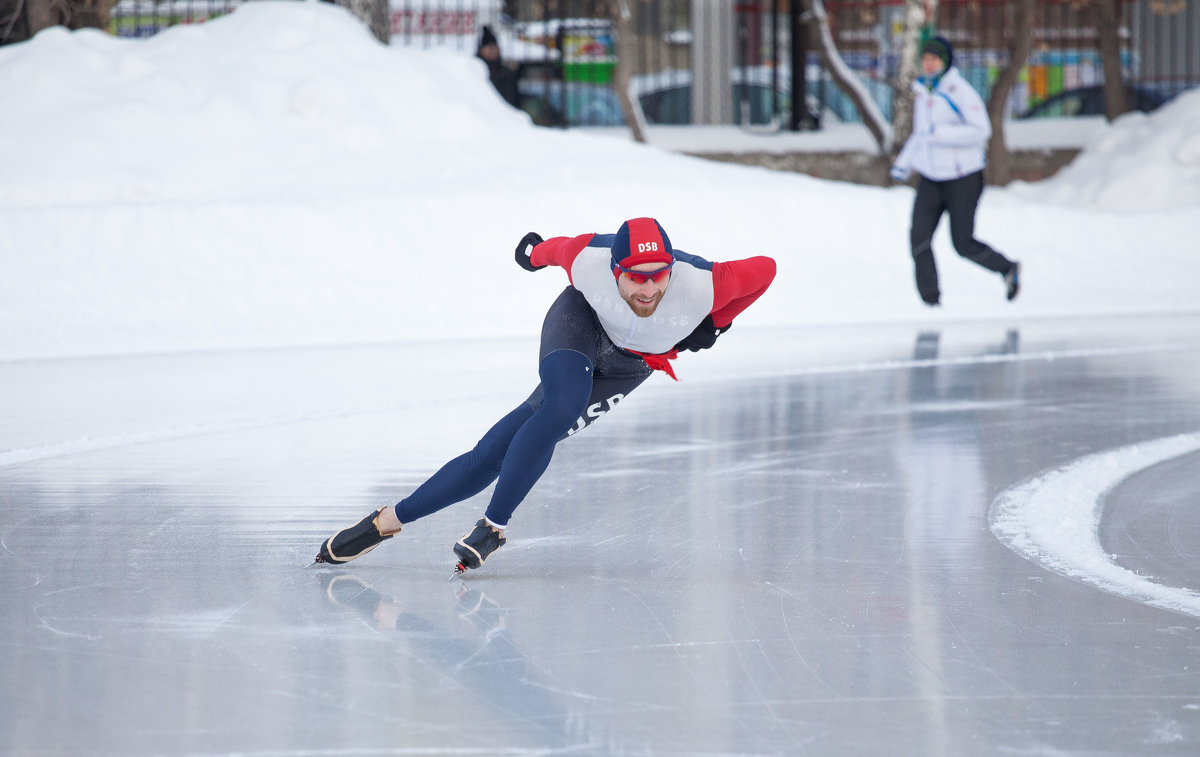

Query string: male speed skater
315 217 776 573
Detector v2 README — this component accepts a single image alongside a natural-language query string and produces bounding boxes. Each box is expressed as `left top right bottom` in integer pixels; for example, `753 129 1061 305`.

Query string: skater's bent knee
540 348 593 376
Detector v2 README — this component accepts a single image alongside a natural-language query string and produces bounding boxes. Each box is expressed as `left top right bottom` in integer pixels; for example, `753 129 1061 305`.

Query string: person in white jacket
891 36 1020 306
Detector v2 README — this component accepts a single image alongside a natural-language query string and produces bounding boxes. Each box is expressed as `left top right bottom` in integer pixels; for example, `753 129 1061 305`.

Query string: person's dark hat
921 35 953 70
611 217 674 269
479 25 498 48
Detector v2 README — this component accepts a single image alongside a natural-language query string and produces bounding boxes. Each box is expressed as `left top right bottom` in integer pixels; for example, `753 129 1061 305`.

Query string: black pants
909 170 1014 305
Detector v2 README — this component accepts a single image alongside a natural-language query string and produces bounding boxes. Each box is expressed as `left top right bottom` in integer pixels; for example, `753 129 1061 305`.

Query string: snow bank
1011 88 1200 212
0 1 1198 364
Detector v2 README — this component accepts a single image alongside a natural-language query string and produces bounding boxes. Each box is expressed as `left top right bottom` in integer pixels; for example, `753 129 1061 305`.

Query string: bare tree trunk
613 0 647 143
69 0 118 30
25 0 67 35
802 0 891 153
337 0 389 45
986 0 1034 186
1 0 28 42
1095 0 1126 120
3 0 124 41
892 0 931 160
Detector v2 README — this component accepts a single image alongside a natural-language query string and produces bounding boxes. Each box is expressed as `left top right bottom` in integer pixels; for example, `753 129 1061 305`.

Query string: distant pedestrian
476 25 520 109
315 218 776 574
891 35 1020 306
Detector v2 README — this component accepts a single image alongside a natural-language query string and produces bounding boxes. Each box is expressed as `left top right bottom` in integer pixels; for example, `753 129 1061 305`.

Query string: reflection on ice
319 571 621 754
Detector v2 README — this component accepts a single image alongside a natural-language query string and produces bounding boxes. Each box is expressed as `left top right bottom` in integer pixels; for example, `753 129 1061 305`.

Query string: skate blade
451 562 467 578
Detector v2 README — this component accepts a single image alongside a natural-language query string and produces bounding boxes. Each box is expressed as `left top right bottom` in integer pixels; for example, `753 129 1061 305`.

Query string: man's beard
623 289 663 318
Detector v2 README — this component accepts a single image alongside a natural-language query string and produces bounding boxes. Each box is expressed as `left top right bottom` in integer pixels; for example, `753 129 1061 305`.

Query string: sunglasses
613 261 674 284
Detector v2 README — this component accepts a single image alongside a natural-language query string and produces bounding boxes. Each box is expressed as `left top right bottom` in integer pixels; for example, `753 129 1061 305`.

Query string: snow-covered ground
2 0 1198 365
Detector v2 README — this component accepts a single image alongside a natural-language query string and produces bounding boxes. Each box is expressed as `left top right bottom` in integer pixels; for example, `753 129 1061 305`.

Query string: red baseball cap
610 217 674 269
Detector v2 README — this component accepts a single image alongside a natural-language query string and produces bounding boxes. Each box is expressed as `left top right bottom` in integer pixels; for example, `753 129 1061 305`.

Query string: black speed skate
314 507 400 565
453 519 506 574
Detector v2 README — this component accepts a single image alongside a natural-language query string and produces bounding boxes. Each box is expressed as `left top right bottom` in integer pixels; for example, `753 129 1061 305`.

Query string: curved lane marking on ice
990 432 1200 619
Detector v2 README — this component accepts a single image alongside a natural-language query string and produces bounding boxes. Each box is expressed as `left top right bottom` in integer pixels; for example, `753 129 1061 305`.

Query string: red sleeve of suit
709 256 777 328
529 234 596 282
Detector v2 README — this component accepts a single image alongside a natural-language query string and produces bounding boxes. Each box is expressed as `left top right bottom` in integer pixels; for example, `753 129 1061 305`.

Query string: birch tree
891 0 934 159
801 0 892 153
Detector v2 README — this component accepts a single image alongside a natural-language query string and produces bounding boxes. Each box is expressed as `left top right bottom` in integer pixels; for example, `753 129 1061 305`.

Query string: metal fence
61 0 1200 130
450 0 1200 129
819 0 1200 122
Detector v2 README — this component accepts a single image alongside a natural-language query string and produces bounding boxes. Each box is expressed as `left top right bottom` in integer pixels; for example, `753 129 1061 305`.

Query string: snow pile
0 1 527 206
1012 88 1200 212
0 1 1199 364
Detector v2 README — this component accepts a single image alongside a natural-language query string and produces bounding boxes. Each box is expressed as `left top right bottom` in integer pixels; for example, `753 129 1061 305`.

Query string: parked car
1017 85 1168 118
517 78 627 127
631 67 832 127
807 75 894 123
634 69 798 125
515 65 897 130
631 67 897 127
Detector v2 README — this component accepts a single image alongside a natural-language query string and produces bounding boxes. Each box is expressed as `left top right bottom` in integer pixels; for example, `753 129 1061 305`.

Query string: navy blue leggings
395 349 593 527
394 287 651 528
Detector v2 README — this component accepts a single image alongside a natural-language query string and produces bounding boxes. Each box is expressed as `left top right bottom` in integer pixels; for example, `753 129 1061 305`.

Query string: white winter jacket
894 66 991 181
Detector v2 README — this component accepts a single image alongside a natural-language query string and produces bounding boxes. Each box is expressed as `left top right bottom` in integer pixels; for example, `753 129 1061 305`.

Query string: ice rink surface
3 315 1200 757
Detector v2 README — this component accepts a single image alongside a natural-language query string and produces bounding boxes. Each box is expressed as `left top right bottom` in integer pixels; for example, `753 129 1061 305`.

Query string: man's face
616 263 672 318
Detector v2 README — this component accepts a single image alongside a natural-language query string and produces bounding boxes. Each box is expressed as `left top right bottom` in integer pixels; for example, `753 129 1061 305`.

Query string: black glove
674 315 729 352
514 232 546 272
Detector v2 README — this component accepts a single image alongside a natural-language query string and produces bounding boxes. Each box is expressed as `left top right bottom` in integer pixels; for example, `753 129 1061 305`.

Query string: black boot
913 250 941 306
315 507 400 564
453 519 506 573
1004 261 1021 301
